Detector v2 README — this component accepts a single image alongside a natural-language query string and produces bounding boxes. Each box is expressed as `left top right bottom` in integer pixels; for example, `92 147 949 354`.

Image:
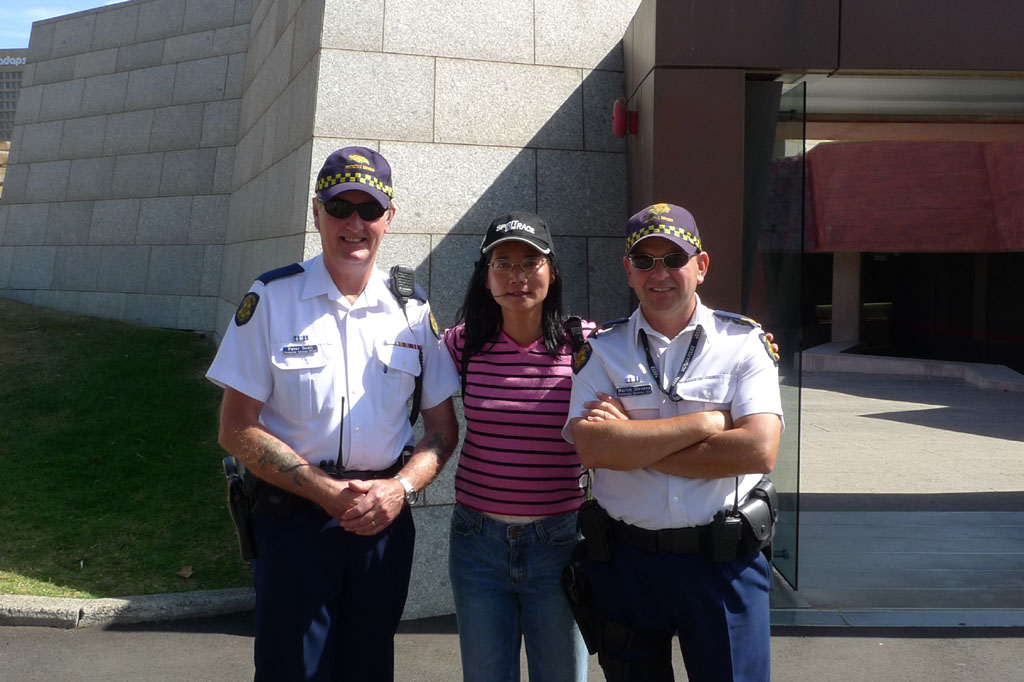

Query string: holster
735 476 779 560
562 542 673 679
577 498 613 562
561 543 602 654
222 456 257 561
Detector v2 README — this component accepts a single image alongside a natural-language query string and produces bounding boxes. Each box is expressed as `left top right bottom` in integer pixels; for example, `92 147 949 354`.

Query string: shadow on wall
369 54 633 331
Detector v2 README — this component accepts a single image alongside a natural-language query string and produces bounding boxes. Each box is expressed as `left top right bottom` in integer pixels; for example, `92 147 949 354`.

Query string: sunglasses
320 198 387 221
627 252 695 270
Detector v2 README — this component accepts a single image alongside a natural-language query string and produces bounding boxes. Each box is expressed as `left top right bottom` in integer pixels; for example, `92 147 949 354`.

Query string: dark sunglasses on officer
627 251 697 271
320 197 388 221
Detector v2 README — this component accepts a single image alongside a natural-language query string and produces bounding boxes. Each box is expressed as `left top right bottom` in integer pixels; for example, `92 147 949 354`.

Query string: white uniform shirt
564 295 783 530
207 255 460 470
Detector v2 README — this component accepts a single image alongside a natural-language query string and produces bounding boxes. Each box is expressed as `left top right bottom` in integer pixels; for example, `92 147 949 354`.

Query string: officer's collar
633 294 713 345
303 257 390 308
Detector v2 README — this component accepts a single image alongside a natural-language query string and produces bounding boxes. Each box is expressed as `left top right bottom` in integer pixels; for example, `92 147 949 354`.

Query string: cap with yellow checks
624 203 702 256
315 146 394 208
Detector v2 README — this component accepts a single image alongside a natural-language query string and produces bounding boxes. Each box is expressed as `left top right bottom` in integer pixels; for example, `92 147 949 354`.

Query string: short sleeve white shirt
207 255 460 470
563 295 784 530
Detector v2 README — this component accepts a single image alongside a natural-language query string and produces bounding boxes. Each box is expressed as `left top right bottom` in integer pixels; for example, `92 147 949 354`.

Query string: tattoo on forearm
250 430 310 486
427 430 455 464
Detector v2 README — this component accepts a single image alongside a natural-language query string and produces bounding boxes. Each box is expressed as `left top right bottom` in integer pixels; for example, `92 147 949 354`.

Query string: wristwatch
394 474 419 505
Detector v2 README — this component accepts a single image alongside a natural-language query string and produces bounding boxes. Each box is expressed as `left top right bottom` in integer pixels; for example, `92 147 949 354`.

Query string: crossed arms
568 393 780 479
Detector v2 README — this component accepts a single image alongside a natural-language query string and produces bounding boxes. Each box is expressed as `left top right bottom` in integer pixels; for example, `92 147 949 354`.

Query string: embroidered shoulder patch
759 332 779 367
572 342 593 374
235 292 260 326
429 311 441 339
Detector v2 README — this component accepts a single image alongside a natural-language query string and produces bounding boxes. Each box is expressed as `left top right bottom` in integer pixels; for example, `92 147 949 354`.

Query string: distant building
0 49 27 199
0 49 27 141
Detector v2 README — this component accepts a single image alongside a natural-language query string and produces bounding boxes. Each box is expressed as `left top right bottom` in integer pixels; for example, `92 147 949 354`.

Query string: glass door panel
743 80 806 587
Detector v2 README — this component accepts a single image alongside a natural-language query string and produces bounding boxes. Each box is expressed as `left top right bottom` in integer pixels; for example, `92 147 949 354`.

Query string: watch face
396 475 417 504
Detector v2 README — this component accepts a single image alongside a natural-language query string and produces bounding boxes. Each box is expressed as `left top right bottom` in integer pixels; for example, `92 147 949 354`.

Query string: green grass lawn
0 298 250 598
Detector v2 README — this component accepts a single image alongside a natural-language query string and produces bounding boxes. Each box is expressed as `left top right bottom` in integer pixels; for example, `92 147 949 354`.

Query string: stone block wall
0 0 250 331
307 0 641 332
2 0 644 621
215 0 323 335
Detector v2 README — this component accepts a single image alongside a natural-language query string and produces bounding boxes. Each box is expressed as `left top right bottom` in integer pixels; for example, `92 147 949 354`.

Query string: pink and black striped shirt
443 323 593 517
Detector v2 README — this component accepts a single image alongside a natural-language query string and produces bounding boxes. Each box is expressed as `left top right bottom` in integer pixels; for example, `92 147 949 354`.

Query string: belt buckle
655 528 677 553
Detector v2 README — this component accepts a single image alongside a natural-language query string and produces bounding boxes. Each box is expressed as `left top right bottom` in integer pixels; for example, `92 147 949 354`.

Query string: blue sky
1 2 122 49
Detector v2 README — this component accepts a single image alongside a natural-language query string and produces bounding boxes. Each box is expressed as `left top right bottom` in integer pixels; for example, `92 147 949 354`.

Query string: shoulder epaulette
713 310 760 327
257 263 304 284
593 317 629 337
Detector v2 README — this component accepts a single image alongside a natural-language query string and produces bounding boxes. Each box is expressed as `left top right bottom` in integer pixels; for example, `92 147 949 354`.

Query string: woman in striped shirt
443 211 591 682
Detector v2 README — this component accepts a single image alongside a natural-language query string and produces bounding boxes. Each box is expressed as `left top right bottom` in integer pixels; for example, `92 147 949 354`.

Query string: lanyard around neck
637 325 703 402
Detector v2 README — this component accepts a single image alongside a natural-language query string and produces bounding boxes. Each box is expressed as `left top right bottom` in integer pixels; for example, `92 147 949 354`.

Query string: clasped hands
321 477 407 536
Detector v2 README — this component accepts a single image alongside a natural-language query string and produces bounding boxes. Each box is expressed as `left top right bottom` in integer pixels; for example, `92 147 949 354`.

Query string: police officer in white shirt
563 203 783 682
207 147 460 682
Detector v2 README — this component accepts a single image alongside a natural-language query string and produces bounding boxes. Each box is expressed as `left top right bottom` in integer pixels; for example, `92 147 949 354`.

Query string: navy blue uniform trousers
582 542 771 682
251 504 415 682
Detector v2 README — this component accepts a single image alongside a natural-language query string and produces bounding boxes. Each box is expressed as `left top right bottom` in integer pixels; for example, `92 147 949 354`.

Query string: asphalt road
3 612 1022 682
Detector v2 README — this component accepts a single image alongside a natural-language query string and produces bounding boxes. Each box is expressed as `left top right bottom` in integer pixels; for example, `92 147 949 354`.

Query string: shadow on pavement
773 626 1024 639
103 611 254 636
802 491 1024 512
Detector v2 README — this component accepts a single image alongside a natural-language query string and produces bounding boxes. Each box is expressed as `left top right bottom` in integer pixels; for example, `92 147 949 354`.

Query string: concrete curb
0 588 255 629
802 342 1024 392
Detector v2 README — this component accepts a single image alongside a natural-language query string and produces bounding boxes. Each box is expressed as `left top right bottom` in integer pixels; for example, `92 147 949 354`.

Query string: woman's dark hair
454 250 566 364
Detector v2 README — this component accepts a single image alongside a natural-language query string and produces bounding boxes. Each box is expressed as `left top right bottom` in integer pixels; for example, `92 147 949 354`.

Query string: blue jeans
449 503 589 682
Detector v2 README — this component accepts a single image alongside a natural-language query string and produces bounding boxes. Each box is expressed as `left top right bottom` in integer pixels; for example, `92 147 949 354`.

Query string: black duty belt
250 460 403 516
318 460 404 480
609 516 711 555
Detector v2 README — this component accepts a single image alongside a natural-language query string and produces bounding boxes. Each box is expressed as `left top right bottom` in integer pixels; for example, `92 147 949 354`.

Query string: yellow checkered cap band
316 172 393 198
625 223 702 253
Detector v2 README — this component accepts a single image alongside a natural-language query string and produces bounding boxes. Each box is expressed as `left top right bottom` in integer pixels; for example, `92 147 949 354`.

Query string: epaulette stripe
713 310 760 327
592 316 629 337
257 263 305 284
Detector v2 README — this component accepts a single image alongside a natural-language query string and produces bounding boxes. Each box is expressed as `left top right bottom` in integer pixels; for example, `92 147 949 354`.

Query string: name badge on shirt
616 384 653 397
282 344 318 355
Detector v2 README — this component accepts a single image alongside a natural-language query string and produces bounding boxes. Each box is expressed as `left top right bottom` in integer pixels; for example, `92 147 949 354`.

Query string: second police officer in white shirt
563 202 783 682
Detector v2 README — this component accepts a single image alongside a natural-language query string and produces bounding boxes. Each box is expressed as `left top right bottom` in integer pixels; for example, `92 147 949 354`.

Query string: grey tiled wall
0 0 249 332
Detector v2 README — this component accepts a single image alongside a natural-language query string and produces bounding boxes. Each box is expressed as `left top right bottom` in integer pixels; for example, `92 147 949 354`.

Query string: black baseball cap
480 211 554 255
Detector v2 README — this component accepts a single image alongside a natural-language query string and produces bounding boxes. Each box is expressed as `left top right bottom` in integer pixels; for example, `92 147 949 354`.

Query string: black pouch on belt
736 476 779 559
708 510 743 563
